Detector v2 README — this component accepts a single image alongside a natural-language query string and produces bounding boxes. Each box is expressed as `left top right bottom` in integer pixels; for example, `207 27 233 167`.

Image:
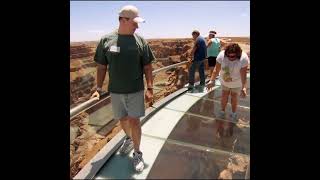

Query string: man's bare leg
129 117 141 152
120 116 131 138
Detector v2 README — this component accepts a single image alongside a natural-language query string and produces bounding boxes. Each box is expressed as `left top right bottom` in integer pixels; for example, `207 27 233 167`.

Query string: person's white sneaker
133 151 144 172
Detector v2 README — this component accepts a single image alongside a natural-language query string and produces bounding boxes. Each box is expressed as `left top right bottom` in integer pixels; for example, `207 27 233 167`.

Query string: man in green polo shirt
91 5 155 172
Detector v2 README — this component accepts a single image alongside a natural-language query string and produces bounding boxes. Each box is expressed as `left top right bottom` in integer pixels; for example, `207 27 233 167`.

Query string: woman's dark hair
224 43 242 59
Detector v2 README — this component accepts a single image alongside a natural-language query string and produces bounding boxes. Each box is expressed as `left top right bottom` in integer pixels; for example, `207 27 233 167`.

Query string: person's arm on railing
207 51 224 90
189 41 197 63
91 38 109 100
97 64 107 89
206 62 221 90
91 64 107 100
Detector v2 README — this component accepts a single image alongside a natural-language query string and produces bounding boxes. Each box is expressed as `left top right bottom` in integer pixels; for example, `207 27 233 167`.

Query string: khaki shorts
222 85 241 94
110 90 145 120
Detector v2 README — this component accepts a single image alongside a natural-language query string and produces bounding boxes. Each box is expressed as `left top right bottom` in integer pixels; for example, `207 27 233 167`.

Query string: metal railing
152 61 188 75
70 91 109 119
70 60 189 119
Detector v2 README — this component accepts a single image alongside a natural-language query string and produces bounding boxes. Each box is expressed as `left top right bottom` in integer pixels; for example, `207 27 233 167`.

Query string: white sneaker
119 137 134 155
133 151 144 172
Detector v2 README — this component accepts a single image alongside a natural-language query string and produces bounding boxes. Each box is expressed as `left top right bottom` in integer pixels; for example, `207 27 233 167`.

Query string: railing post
245 160 250 179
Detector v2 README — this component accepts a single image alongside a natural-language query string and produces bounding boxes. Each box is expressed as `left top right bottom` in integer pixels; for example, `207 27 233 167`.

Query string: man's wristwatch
97 87 103 94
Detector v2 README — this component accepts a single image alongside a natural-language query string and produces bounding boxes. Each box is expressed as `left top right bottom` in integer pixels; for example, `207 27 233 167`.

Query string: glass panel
147 141 249 179
168 114 250 155
187 98 250 124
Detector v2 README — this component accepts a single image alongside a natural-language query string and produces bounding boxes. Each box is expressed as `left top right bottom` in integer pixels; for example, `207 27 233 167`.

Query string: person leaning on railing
188 30 207 93
90 5 156 172
206 43 249 122
206 30 220 78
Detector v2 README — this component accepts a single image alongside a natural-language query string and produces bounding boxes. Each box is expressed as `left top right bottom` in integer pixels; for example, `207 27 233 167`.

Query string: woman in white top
206 43 249 121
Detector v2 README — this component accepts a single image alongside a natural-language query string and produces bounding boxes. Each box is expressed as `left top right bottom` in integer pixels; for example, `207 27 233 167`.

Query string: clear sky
70 1 250 42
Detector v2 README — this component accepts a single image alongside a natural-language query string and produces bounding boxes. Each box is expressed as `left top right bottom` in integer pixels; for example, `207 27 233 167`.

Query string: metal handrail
70 91 109 119
70 60 189 119
152 61 188 75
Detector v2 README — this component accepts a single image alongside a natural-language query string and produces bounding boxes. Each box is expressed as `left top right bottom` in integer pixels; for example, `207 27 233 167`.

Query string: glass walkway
74 75 250 179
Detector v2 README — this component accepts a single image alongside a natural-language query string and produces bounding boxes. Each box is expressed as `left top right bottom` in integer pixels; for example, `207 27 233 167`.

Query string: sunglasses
227 54 237 59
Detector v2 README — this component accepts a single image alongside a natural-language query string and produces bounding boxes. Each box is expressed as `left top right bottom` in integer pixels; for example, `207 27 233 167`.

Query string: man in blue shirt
188 30 207 92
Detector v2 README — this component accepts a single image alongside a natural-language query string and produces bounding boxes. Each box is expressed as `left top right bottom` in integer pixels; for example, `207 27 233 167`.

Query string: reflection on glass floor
94 79 250 179
147 141 249 179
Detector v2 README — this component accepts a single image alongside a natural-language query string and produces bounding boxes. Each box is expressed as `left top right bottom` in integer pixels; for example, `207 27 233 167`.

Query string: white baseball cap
119 5 146 23
207 30 217 37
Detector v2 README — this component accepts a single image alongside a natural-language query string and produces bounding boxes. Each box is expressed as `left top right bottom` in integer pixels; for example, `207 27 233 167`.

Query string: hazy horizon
70 36 250 43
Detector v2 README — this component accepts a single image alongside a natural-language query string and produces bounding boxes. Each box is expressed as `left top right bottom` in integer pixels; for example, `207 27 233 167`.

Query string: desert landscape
70 37 250 178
